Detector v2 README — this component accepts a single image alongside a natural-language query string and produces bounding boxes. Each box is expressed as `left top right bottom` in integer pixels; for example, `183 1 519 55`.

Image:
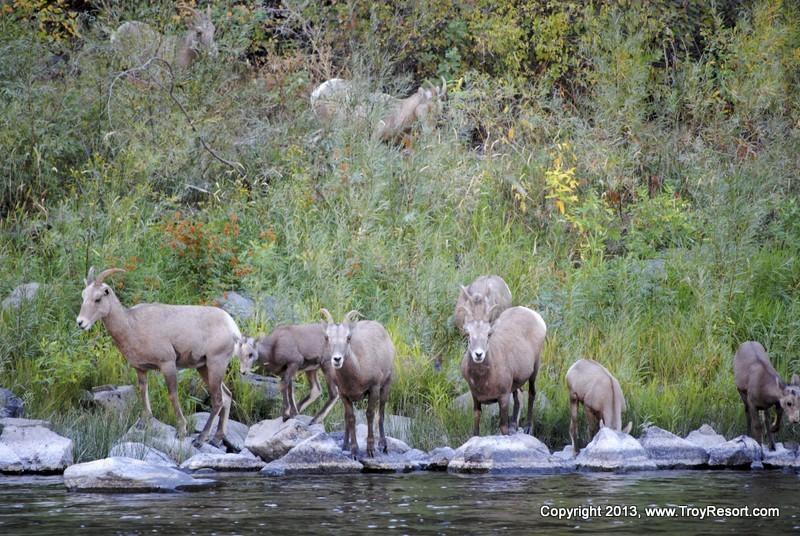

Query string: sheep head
234 335 258 374
780 375 800 423
180 5 217 57
76 267 126 330
320 308 360 369
463 318 493 364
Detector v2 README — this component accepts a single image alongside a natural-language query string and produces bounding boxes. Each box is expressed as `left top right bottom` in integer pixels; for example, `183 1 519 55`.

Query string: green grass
1 1 800 456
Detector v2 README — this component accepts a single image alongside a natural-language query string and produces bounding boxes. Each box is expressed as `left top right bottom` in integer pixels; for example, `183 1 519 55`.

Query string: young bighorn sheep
460 306 546 436
454 275 512 334
374 79 446 143
234 323 339 424
76 267 239 448
111 5 218 70
733 341 800 450
320 309 395 458
566 358 632 452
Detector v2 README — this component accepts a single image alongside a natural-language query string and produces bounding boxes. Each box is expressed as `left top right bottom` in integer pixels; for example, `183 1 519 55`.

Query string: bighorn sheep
460 306 546 436
76 267 239 448
234 323 339 424
733 341 800 450
320 309 395 458
566 358 632 452
111 5 218 70
454 275 512 334
374 79 446 143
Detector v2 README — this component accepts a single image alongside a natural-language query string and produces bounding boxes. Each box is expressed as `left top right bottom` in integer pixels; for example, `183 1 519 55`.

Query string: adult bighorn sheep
460 305 546 436
320 309 394 458
374 79 446 143
111 5 218 70
566 358 632 452
733 341 800 450
235 323 339 424
454 275 512 334
76 267 239 448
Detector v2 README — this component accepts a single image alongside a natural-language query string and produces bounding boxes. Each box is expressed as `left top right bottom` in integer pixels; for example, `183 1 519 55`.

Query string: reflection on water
1 471 799 534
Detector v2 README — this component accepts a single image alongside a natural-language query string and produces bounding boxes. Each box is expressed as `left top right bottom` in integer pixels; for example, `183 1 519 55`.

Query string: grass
1 1 800 456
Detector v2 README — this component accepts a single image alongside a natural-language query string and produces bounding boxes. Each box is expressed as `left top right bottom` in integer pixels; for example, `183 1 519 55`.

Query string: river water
1 470 798 534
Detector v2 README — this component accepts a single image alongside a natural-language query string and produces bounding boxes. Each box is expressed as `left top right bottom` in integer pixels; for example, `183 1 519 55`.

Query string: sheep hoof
192 437 206 449
222 438 240 453
378 439 387 453
209 437 224 449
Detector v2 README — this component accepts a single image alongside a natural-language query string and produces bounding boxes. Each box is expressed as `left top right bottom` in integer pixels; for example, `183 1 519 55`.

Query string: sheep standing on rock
566 358 632 453
733 341 800 450
454 275 512 334
460 306 546 436
320 309 394 458
235 323 339 424
76 267 239 448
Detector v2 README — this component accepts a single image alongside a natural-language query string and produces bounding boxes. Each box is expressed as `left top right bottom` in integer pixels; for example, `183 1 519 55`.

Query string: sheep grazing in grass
460 306 546 436
374 78 446 143
111 5 218 70
454 275 512 334
734 341 800 450
76 267 239 449
320 309 394 458
235 323 339 424
566 358 632 452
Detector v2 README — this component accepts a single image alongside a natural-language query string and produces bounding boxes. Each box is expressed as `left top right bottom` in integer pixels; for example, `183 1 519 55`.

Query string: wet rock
116 417 224 464
576 428 657 472
354 410 412 444
638 426 709 468
180 452 266 472
2 282 40 310
108 442 176 467
707 435 762 468
0 388 24 418
0 418 73 473
762 443 800 470
192 412 249 452
261 432 363 476
448 433 562 474
245 416 324 462
424 447 456 471
84 385 136 412
360 448 428 473
64 457 217 492
684 424 726 450
216 291 255 321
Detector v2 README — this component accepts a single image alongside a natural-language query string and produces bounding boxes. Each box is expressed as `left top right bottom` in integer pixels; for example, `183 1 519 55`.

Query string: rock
84 385 136 412
245 417 324 462
452 392 498 417
448 433 563 474
180 452 266 472
108 442 176 467
360 448 428 473
2 282 40 310
638 426 709 468
64 457 218 492
192 412 249 452
354 411 412 444
707 435 762 468
0 418 73 473
216 291 255 321
762 443 800 470
259 295 298 324
0 442 23 472
551 445 575 461
240 374 283 400
261 432 363 476
685 424 726 450
576 428 657 472
116 417 225 464
424 447 456 471
0 388 24 418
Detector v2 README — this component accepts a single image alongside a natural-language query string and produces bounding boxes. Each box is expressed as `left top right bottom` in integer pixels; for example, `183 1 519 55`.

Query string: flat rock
707 435 762 468
117 417 224 464
762 443 800 470
0 417 73 473
638 426 709 468
180 452 266 472
245 416 324 462
359 448 428 473
2 282 40 310
85 385 136 412
576 428 657 472
0 388 24 418
424 447 456 471
64 457 217 492
108 442 176 467
685 424 726 450
448 433 563 474
192 412 249 452
261 432 363 476
0 442 23 472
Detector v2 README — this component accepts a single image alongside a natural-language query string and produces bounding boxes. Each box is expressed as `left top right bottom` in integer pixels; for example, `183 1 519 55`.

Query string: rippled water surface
1 471 798 534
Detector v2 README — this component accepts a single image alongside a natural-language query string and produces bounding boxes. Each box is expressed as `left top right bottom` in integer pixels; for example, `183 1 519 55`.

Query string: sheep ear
792 374 800 386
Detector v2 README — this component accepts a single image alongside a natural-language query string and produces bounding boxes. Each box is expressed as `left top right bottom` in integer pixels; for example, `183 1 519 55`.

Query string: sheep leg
510 389 521 433
771 402 783 434
472 397 482 437
281 364 300 421
498 393 511 435
297 370 322 414
378 380 389 454
341 395 358 459
135 368 153 427
366 386 380 458
161 362 187 437
766 404 781 451
738 389 752 439
525 370 537 434
569 395 580 453
218 381 236 451
196 365 225 447
586 409 599 442
310 365 339 424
